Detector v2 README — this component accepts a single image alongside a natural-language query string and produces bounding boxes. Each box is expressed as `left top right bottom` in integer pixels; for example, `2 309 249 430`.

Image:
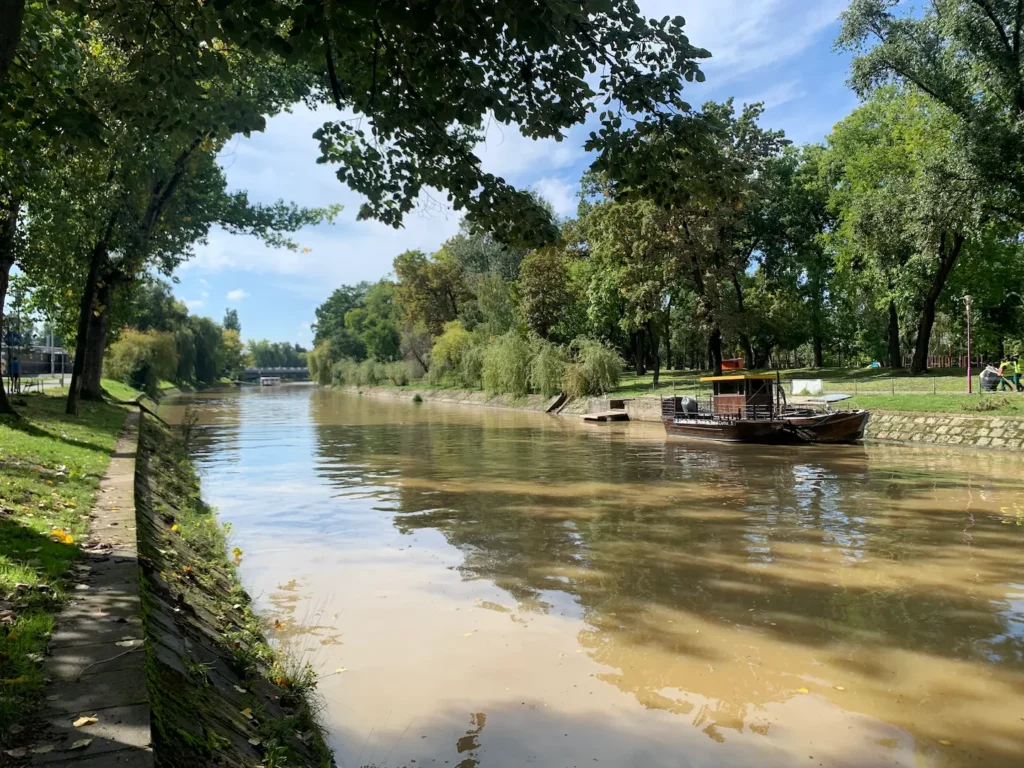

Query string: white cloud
226 288 249 301
533 177 579 219
183 298 204 310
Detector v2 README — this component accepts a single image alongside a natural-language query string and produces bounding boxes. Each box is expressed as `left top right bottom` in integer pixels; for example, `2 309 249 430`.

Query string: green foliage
529 338 569 397
519 247 574 340
482 332 531 396
564 338 624 397
247 339 307 368
384 361 411 387
393 250 473 336
105 329 179 396
307 342 333 386
223 308 240 333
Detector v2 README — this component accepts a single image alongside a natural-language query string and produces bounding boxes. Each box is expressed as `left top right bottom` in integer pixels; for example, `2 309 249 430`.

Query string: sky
175 0 859 346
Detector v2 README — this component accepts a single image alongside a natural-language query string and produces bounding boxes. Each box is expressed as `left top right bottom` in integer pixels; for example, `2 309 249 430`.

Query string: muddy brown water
161 386 1024 768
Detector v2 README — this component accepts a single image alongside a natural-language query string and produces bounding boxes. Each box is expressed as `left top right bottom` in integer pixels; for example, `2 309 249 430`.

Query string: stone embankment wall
867 411 1024 449
343 386 1024 452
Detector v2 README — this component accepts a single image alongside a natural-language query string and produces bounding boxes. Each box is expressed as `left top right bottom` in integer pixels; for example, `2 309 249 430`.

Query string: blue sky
175 0 859 346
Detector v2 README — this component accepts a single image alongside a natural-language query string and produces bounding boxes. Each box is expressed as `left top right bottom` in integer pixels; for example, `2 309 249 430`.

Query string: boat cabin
259 376 281 387
700 373 779 419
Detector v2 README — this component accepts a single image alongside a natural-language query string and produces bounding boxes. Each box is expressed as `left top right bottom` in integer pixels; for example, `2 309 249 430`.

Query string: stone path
29 411 153 767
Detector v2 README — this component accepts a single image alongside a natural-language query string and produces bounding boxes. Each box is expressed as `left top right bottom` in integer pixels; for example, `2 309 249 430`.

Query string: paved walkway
29 411 153 767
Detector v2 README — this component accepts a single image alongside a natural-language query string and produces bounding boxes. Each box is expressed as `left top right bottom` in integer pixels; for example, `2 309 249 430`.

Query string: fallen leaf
240 708 253 720
797 687 809 694
75 584 90 591
834 685 845 691
247 738 261 746
171 524 179 532
5 748 28 758
69 739 92 750
115 640 138 648
73 715 99 727
938 740 953 747
46 695 60 701
463 632 474 637
334 667 347 674
233 685 247 694
31 745 55 754
2 676 27 685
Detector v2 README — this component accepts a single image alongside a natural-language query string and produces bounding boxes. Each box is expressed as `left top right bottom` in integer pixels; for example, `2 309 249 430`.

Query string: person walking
9 356 20 395
999 356 1014 391
1015 354 1024 392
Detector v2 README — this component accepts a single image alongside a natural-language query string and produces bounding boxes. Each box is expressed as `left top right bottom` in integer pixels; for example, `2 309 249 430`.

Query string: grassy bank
846 394 1024 416
136 416 333 767
0 384 133 748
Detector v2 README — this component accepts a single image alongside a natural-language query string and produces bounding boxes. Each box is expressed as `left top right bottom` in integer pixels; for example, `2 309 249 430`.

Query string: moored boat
662 374 869 445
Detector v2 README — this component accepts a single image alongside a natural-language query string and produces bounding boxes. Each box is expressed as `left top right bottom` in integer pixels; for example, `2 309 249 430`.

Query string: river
161 385 1024 768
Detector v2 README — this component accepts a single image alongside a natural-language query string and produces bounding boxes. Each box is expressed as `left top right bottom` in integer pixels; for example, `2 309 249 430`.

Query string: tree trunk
0 0 26 87
910 233 965 375
708 327 723 376
730 273 755 369
812 326 824 369
663 303 672 371
66 238 109 415
887 300 901 369
632 331 646 375
0 192 19 416
646 320 661 386
81 278 115 400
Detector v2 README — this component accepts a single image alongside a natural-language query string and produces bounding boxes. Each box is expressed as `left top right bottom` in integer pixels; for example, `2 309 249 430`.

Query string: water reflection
167 386 1024 767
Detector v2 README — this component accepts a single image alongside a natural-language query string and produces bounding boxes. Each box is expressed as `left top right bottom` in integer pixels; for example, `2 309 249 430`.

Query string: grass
845 394 1024 416
0 380 136 748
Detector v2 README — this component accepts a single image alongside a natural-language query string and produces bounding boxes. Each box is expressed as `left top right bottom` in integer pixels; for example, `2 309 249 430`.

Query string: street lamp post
965 295 973 394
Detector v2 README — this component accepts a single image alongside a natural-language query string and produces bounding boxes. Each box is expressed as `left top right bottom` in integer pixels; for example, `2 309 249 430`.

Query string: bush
354 359 383 386
307 342 333 385
385 361 411 386
105 328 179 397
564 338 623 396
529 338 568 397
482 332 531 396
458 345 484 389
331 358 359 386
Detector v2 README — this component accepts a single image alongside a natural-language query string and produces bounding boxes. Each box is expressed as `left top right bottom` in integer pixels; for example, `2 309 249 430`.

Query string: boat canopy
806 394 852 404
699 373 778 382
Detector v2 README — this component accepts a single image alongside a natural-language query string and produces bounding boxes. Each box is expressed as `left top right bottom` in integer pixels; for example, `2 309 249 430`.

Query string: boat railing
664 398 780 423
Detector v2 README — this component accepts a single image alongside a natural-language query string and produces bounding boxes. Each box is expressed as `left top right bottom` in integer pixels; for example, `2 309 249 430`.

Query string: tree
393 250 474 336
223 309 241 333
343 281 402 362
518 247 575 342
838 0 1024 223
220 329 246 375
824 88 986 373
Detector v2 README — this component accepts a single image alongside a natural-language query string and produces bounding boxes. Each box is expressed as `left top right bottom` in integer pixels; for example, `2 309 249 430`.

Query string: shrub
529 337 568 397
385 361 411 386
564 338 623 396
331 358 359 386
354 359 383 386
105 328 179 397
307 342 333 385
482 331 531 396
458 345 485 389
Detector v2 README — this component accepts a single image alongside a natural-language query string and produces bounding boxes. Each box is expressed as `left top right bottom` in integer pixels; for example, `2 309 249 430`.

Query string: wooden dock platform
583 410 630 422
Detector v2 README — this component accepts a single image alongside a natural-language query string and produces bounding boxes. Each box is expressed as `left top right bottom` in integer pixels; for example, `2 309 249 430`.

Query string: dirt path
27 411 153 766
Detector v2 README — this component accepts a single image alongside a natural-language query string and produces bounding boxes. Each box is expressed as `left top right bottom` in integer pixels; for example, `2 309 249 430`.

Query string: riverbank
1 385 333 765
340 384 1024 451
135 414 333 767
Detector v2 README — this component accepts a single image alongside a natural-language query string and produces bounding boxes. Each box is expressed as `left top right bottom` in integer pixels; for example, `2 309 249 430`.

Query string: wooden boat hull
664 418 797 444
663 411 870 445
779 410 870 444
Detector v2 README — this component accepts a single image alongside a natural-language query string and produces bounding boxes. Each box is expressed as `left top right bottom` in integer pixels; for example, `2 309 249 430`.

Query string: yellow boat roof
699 373 778 382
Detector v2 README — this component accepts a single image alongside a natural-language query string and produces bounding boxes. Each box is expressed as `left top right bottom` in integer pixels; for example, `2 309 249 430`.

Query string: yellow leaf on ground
240 708 253 720
171 524 179 532
335 667 347 674
463 632 474 637
247 738 261 746
938 740 953 746
797 687 809 694
2 676 27 685
73 716 98 727
69 739 92 750
834 685 845 691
